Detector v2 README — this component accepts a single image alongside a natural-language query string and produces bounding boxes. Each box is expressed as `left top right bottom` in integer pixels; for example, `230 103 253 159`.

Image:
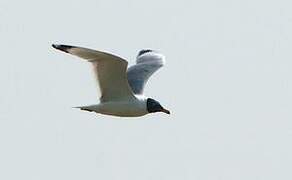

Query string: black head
146 98 170 114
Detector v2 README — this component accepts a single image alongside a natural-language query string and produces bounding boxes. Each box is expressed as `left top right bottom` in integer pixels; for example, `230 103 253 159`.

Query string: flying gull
52 44 170 117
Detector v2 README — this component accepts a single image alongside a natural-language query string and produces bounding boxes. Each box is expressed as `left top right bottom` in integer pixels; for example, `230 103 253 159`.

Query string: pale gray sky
1 0 292 179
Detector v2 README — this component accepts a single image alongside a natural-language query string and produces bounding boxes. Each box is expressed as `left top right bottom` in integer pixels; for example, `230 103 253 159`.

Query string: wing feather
52 44 135 102
127 50 165 94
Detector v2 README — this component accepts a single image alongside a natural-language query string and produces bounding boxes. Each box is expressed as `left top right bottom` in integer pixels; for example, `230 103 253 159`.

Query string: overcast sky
1 0 292 179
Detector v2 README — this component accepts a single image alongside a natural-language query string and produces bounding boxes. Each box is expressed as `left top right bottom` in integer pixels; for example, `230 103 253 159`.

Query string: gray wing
127 50 165 94
52 44 136 102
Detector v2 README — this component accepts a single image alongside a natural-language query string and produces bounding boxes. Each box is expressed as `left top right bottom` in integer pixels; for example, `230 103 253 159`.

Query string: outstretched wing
127 50 165 94
52 44 135 102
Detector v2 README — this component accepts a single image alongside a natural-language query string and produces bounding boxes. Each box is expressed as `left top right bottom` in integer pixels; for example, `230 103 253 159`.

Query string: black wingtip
52 44 73 53
138 49 154 57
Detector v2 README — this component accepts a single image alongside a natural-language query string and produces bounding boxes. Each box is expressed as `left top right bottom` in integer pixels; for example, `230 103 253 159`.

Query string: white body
80 95 148 117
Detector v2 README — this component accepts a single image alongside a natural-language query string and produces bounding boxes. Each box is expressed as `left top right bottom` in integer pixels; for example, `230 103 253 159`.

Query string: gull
52 44 170 117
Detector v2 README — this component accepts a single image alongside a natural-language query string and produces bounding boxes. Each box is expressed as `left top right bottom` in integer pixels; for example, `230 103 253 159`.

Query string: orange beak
161 108 170 114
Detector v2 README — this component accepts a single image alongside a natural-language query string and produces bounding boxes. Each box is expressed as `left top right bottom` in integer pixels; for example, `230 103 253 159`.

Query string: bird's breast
95 99 148 117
